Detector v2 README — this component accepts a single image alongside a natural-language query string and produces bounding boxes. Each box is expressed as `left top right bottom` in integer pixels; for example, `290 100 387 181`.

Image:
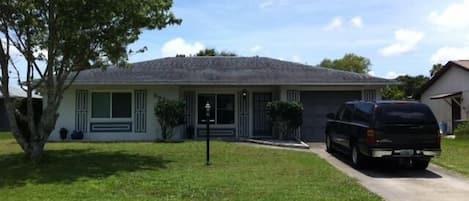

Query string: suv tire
325 135 334 153
351 144 368 169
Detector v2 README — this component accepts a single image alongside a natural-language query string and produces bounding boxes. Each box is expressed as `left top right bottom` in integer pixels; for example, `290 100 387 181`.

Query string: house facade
418 60 469 134
49 57 395 142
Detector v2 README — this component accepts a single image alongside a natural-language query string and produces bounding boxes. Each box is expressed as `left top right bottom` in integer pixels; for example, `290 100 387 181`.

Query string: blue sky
128 0 469 79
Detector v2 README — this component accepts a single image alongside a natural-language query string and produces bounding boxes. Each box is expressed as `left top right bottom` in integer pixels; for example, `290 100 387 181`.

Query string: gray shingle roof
71 56 397 86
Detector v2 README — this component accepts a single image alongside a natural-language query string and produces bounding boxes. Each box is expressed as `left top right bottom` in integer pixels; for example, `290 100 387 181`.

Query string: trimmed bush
154 96 185 140
266 101 303 140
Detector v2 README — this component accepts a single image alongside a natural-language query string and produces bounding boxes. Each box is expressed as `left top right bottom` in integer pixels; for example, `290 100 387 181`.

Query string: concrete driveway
308 143 469 201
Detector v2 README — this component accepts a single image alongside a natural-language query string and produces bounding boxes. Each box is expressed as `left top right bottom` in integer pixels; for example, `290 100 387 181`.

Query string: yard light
205 101 211 166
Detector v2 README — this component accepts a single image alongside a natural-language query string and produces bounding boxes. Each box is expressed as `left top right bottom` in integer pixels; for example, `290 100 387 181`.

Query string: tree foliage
266 101 303 140
381 75 429 100
0 0 180 160
154 96 185 140
430 63 444 77
195 48 237 56
319 53 371 74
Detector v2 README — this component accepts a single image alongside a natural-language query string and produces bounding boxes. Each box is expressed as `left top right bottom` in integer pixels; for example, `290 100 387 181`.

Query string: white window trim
196 93 236 126
89 90 134 122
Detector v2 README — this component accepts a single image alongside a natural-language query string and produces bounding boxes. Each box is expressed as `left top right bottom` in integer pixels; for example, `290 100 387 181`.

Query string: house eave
68 81 397 86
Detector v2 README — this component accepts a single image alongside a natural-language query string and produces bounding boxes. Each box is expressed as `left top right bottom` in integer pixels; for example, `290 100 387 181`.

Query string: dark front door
253 93 272 137
452 97 461 133
300 91 362 142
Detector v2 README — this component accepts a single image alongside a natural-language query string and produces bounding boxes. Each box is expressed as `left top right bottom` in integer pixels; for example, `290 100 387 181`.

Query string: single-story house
418 60 469 134
0 86 42 131
49 56 396 142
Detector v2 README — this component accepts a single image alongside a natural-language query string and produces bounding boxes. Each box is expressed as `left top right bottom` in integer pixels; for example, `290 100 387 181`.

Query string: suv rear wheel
351 144 368 169
325 135 334 153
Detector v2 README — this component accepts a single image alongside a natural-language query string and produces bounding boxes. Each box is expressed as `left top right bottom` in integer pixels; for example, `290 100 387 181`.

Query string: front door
253 93 272 137
452 97 462 133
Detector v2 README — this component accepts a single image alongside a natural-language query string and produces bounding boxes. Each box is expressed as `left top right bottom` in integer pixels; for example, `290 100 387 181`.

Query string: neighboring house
418 60 469 134
49 56 396 142
0 86 42 131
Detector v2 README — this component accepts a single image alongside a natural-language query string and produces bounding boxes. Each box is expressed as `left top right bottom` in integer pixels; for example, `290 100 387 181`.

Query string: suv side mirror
326 113 335 120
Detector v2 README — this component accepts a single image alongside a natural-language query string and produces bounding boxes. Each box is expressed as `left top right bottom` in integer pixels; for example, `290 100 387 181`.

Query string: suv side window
341 104 353 122
335 105 345 120
354 103 373 124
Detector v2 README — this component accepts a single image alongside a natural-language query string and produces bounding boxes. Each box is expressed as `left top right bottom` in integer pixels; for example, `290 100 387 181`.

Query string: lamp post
205 101 211 166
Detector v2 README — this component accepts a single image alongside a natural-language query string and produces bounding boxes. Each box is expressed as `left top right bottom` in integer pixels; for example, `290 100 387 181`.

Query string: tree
154 96 185 141
381 75 429 100
0 0 181 160
195 48 237 56
319 53 371 74
266 101 303 140
430 63 444 77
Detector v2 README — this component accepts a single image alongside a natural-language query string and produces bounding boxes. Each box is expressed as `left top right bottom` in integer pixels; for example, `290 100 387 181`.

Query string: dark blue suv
325 101 441 169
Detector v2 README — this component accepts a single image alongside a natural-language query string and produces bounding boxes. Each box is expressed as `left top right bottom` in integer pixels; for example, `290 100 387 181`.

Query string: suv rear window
375 104 437 124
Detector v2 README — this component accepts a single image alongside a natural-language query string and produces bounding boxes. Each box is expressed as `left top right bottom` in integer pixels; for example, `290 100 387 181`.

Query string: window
198 94 235 124
353 103 373 124
376 104 437 124
92 92 110 118
217 94 235 124
341 104 353 121
91 92 132 118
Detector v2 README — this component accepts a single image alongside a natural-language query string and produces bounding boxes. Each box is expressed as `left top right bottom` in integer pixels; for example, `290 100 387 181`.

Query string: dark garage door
300 91 361 142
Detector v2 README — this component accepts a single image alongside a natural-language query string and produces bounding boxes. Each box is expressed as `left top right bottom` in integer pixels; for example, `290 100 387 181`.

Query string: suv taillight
367 129 376 144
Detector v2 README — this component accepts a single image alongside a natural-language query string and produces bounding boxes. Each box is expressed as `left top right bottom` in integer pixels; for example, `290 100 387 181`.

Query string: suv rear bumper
370 148 441 158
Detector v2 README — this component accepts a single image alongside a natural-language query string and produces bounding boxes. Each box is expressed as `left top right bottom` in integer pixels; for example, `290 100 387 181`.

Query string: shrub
454 121 469 138
266 101 303 140
154 96 185 140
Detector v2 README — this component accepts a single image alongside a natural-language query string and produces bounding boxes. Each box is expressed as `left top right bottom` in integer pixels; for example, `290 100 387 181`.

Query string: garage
300 91 362 142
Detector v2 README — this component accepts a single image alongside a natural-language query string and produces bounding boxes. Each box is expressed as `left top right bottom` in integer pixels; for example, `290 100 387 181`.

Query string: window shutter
134 90 147 133
75 90 89 132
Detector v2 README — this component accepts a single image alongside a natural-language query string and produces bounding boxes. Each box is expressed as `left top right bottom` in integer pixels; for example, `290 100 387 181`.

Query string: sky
3 0 469 82
127 0 469 79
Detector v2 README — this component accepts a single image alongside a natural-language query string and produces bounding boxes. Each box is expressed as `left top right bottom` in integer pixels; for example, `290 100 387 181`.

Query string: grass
433 137 469 176
0 139 381 201
0 132 13 140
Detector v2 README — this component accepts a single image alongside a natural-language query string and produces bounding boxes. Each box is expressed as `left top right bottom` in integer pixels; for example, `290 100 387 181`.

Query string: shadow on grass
0 149 170 188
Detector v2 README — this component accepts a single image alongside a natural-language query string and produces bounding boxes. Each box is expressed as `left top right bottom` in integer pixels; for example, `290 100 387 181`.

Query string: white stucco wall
48 84 386 141
420 67 469 133
49 85 180 141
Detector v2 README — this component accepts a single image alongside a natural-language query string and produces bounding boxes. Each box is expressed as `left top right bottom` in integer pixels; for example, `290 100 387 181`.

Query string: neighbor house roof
416 60 469 99
0 85 42 99
71 56 397 86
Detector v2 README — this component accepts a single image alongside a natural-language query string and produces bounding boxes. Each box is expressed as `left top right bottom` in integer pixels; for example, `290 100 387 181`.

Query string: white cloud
379 29 424 57
384 71 404 79
292 55 301 62
430 47 469 64
160 37 205 57
429 0 469 30
250 45 263 52
323 17 343 31
259 0 273 8
368 71 376 76
350 16 363 28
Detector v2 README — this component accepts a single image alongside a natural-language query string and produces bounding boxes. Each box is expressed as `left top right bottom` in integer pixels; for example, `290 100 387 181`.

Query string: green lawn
433 137 469 176
0 132 13 140
0 139 381 201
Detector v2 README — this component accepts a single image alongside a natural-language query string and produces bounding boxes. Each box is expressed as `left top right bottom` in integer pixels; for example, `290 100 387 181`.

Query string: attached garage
300 91 362 142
